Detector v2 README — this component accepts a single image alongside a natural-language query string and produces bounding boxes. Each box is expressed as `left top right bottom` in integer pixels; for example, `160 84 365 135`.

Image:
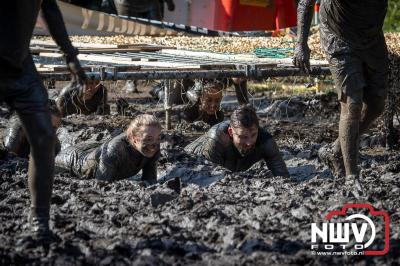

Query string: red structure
213 0 297 31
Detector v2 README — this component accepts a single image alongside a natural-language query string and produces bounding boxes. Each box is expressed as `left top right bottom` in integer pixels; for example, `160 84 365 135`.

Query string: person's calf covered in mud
55 114 161 184
185 105 289 177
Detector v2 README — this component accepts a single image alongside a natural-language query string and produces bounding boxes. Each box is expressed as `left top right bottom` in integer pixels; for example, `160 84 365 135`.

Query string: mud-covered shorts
320 25 389 104
0 55 49 114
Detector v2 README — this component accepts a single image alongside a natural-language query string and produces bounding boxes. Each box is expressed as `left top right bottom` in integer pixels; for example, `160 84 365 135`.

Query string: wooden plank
116 44 176 50
30 39 117 48
78 46 174 53
35 63 99 72
112 56 141 61
30 40 175 51
30 47 59 55
140 58 158 62
77 53 200 68
78 48 143 53
160 49 266 63
39 52 63 58
161 49 329 66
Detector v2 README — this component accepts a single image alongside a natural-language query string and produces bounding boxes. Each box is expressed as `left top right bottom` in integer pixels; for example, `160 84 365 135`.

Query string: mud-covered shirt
320 0 387 49
4 115 61 158
184 121 289 177
56 82 109 116
55 133 159 182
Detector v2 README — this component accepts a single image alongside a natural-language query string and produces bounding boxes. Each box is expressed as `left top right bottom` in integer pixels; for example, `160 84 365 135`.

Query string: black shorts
320 25 388 104
0 55 49 114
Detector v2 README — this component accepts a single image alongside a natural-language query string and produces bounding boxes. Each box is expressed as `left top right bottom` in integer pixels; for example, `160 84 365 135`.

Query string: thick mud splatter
0 84 399 265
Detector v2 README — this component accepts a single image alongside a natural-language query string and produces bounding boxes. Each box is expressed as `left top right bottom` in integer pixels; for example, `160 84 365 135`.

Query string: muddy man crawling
185 105 289 177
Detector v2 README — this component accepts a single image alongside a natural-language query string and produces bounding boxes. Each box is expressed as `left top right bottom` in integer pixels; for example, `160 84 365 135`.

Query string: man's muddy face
132 126 161 158
200 88 223 115
228 125 258 156
83 80 101 100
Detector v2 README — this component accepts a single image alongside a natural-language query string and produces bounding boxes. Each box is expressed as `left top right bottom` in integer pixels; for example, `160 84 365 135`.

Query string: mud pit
0 82 399 265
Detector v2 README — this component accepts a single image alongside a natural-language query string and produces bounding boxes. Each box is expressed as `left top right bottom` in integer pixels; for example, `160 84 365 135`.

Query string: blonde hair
126 114 161 138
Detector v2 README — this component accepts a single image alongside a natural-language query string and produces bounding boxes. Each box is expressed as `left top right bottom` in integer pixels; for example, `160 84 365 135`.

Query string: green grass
384 1 400 32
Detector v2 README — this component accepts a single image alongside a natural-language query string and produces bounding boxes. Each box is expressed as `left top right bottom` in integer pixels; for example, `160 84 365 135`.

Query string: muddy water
0 85 399 265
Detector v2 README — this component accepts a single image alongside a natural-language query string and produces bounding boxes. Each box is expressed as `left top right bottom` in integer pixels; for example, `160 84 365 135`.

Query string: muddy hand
66 54 87 87
257 168 273 178
293 43 311 74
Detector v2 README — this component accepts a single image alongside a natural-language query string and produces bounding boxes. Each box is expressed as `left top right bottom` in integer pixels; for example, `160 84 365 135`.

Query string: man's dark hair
230 105 259 129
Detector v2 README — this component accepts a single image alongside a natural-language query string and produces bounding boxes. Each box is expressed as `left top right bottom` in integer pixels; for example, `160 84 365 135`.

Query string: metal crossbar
35 48 332 130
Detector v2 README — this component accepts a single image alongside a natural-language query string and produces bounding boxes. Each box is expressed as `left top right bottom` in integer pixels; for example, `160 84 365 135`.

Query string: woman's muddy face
83 80 101 100
132 126 161 158
200 88 223 115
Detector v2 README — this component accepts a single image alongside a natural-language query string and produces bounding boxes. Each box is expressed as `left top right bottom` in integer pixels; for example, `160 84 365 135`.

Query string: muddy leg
19 112 55 232
339 99 362 176
332 94 385 155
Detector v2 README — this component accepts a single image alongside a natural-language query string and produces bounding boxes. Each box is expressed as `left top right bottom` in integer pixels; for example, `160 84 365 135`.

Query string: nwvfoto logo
310 203 390 256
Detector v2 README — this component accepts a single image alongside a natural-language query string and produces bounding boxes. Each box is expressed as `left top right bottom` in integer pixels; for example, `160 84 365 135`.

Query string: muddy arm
200 137 225 166
41 0 87 84
95 146 120 181
41 0 77 57
293 0 315 73
263 138 290 178
142 155 159 185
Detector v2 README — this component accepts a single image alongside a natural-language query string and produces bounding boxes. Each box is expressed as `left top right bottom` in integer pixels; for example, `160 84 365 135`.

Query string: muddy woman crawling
55 114 162 184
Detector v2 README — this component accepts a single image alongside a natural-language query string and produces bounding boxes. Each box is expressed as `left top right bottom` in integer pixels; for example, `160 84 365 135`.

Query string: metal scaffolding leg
164 80 172 130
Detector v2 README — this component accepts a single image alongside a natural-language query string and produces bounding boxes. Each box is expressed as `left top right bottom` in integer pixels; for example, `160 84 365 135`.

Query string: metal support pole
164 80 172 130
39 67 331 81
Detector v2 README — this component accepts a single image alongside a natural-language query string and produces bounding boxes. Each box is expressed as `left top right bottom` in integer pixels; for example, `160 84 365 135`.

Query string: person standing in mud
0 1 87 239
293 0 388 193
185 105 289 177
5 100 62 159
56 78 110 116
55 114 161 184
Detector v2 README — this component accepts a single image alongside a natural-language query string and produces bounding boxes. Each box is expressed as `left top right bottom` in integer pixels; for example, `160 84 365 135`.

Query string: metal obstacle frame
39 65 331 129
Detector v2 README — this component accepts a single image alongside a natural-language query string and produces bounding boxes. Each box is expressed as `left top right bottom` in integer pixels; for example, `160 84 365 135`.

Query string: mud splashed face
131 125 161 158
200 88 223 115
83 80 101 100
228 125 258 156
